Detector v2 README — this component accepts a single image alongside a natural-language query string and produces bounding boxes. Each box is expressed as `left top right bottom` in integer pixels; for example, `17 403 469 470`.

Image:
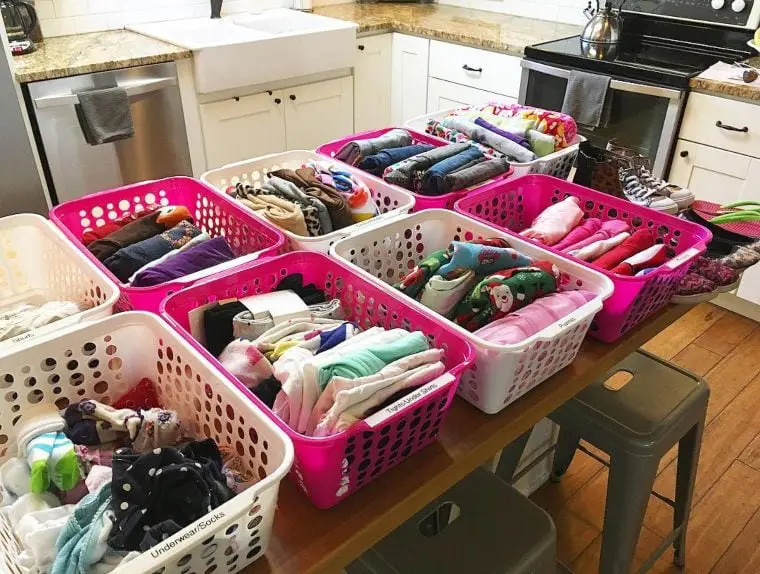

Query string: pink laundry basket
161 251 475 509
316 127 514 211
49 177 286 313
455 175 712 342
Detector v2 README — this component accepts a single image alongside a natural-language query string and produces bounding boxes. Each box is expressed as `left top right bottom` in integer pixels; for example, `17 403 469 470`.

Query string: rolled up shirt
440 116 536 163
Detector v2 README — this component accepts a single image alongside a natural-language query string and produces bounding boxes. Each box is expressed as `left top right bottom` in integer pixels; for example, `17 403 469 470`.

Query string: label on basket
364 373 455 428
149 511 227 559
664 247 700 270
10 331 36 345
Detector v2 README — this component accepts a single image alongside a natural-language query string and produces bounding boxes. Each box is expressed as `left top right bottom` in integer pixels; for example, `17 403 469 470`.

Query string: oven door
519 60 685 177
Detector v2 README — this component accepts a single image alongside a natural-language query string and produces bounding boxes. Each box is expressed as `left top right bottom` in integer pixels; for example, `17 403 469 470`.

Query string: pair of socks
357 144 434 177
592 229 656 270
335 128 413 165
16 503 74 572
27 431 81 493
15 402 66 456
437 239 533 278
553 218 602 251
0 457 31 505
520 196 585 246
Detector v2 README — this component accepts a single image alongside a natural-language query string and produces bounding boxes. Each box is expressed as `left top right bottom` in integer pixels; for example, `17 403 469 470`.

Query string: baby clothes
358 144 435 176
0 301 81 342
569 232 630 261
394 249 451 299
553 218 602 251
128 232 210 284
131 408 182 453
520 196 585 246
425 120 505 159
263 175 331 235
420 270 477 316
234 186 309 236
272 347 314 429
560 219 630 253
475 290 596 344
254 318 352 359
473 117 531 148
454 261 562 331
131 236 235 287
15 402 66 456
436 240 533 278
290 167 355 230
592 230 656 270
610 244 668 276
335 128 413 165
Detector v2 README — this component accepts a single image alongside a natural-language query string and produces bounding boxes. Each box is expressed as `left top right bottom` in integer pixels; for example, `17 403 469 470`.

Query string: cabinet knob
357 44 365 51
267 90 273 96
274 98 281 104
289 94 296 101
679 150 689 158
233 96 240 102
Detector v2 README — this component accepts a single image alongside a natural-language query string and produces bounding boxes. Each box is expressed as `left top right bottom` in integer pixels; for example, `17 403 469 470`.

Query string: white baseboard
712 292 760 322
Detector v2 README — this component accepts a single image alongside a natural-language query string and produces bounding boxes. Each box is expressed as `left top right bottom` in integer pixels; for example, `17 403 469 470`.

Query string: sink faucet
211 0 222 18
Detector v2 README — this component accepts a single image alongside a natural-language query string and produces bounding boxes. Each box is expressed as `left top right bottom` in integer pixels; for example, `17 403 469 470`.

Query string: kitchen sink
129 9 358 94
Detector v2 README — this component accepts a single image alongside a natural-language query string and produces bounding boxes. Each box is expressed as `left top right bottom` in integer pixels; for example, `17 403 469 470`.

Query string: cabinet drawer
428 40 521 98
680 92 760 159
427 78 516 114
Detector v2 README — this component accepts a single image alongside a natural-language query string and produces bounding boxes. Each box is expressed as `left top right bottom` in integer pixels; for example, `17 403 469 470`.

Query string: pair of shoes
619 167 693 214
672 256 740 304
720 239 760 270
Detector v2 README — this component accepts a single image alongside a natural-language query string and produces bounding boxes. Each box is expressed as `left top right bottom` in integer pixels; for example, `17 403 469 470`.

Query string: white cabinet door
354 34 392 133
200 91 286 170
391 33 429 125
284 76 354 151
426 78 515 114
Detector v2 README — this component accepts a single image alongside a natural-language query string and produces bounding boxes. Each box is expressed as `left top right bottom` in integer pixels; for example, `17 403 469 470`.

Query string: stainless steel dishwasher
27 61 192 204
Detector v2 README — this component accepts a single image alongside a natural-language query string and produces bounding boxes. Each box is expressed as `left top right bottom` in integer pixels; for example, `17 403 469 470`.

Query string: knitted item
27 432 54 493
454 261 562 332
520 196 585 246
610 244 669 276
112 378 160 411
437 240 533 279
394 249 451 299
131 409 182 453
592 229 656 270
553 218 602 251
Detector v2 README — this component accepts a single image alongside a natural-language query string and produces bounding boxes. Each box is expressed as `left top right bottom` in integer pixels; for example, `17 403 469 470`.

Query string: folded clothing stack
226 160 378 238
518 195 674 276
200 273 447 438
333 128 511 197
2 378 248 574
0 301 83 342
425 102 578 164
391 236 596 343
84 204 236 286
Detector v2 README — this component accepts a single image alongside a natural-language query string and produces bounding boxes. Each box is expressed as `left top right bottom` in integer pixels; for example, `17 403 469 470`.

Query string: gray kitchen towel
561 70 611 129
75 86 134 146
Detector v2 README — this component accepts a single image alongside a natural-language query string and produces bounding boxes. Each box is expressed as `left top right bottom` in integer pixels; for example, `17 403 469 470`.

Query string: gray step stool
345 468 556 574
497 350 709 574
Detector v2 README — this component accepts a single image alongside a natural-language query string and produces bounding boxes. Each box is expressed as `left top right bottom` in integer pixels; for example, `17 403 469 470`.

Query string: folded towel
592 229 656 270
384 143 471 191
131 237 234 287
561 70 611 129
357 144 435 176
421 146 485 196
441 117 536 163
76 87 134 145
335 129 413 165
441 157 511 194
520 196 585 245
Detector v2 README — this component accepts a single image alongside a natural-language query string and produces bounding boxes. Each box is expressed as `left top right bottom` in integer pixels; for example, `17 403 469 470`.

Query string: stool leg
494 428 532 483
673 417 705 567
551 428 580 480
599 453 659 574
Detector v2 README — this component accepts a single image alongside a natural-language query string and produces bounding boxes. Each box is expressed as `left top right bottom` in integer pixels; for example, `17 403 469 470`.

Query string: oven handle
32 76 177 109
520 59 683 100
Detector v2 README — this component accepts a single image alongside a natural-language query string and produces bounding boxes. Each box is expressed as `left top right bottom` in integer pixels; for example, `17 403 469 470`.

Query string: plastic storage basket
330 210 614 415
405 108 584 180
161 251 475 509
0 312 293 574
454 175 712 342
0 214 119 352
49 177 287 313
316 128 515 211
201 150 416 253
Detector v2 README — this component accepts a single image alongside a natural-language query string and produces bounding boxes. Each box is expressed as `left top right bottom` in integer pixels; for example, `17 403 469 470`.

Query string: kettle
581 1 622 45
1 0 37 55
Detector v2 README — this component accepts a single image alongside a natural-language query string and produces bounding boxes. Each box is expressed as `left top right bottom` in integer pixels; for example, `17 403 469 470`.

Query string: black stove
525 0 757 89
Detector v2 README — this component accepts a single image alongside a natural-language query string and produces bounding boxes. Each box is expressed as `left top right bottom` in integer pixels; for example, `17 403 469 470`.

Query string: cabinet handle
462 64 483 73
716 120 749 133
289 94 296 101
274 98 281 104
679 150 689 158
357 44 365 51
267 90 273 96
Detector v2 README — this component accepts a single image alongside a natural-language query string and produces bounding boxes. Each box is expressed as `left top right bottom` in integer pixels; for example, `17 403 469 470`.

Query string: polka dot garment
108 439 235 551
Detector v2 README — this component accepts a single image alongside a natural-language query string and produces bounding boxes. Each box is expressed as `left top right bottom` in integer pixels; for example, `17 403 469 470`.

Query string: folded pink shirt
561 219 630 253
474 290 596 344
553 218 602 251
520 196 584 246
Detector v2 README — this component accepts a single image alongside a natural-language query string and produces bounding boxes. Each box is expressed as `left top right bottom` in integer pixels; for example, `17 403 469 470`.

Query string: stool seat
346 468 556 574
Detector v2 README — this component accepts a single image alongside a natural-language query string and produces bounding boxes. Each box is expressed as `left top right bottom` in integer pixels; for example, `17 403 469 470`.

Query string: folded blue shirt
357 144 435 177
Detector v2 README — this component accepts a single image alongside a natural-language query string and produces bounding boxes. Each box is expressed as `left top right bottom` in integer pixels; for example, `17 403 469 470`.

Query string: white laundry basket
0 312 293 574
0 214 118 353
331 210 614 414
405 108 584 180
202 151 416 253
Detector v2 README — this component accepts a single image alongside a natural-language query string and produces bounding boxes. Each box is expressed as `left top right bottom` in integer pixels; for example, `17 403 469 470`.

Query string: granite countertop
313 3 580 57
13 30 190 83
689 57 760 102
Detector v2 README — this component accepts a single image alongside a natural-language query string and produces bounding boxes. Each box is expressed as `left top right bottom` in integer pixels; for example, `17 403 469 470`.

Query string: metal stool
498 350 708 574
345 468 556 574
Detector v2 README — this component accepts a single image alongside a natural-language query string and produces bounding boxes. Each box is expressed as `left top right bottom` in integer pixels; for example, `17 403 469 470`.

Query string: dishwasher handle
33 76 177 109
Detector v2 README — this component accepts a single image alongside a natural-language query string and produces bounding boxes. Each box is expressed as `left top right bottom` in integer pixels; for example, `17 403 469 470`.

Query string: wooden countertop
313 3 580 57
243 303 691 574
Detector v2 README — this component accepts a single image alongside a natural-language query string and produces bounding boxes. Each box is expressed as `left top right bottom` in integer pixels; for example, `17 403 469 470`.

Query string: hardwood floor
529 303 760 574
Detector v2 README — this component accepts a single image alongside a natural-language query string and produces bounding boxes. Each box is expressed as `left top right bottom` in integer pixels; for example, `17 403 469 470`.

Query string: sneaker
619 168 679 214
672 272 719 304
720 239 760 270
690 256 740 292
637 166 695 211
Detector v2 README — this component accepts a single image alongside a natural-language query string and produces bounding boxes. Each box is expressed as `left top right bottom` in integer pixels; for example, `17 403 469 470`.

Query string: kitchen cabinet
200 91 286 170
354 34 392 132
284 76 354 151
391 33 429 125
427 77 515 114
200 76 353 169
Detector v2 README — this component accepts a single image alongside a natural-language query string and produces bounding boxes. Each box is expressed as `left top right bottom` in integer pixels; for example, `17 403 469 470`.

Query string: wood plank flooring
529 303 760 573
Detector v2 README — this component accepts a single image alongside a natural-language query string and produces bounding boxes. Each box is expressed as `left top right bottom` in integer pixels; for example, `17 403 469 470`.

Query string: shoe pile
619 166 694 215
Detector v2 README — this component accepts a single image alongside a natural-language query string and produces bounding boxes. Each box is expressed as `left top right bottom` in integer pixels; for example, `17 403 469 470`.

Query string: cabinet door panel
200 91 285 170
426 78 515 114
669 139 748 205
285 76 354 151
391 33 429 125
354 34 392 133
